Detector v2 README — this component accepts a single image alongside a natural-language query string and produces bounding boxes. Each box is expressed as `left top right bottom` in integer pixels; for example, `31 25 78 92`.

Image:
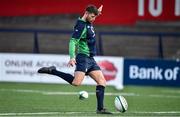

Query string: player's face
86 13 97 23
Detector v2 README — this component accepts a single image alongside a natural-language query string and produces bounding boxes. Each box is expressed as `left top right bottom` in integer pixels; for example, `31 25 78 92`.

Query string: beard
86 15 95 23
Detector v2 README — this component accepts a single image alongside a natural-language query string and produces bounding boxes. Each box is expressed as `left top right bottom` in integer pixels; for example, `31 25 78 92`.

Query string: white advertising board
0 53 124 89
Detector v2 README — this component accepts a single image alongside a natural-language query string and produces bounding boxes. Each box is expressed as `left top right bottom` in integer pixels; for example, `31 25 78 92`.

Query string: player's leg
71 54 87 86
88 70 112 114
38 66 85 86
38 66 74 84
38 54 87 86
89 70 106 111
71 71 85 86
89 70 106 86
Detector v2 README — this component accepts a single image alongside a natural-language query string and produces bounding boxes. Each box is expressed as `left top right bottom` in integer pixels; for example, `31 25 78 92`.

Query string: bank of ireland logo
129 65 179 81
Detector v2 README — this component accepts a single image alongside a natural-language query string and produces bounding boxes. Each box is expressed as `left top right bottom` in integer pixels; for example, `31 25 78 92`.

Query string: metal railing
0 28 72 53
0 28 180 59
98 31 180 58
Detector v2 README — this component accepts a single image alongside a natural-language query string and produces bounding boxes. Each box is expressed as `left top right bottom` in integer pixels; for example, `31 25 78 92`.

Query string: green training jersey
69 18 97 59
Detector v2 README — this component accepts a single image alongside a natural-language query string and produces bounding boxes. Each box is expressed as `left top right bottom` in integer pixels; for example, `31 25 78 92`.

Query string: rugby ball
79 91 89 100
114 96 128 112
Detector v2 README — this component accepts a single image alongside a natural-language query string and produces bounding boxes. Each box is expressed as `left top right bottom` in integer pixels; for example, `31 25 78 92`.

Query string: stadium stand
0 15 179 59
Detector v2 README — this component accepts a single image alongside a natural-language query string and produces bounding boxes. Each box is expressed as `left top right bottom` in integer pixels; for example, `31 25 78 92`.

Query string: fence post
33 32 39 53
158 34 163 59
98 33 103 55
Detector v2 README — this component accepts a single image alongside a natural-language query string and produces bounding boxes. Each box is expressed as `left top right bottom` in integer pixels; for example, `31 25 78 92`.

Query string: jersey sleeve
71 21 86 39
69 21 86 59
69 39 77 59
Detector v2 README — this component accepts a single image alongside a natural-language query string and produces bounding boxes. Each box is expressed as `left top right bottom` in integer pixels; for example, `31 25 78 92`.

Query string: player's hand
98 5 103 15
68 58 76 67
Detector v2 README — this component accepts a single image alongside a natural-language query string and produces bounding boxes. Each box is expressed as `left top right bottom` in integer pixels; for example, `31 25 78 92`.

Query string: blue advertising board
124 59 180 87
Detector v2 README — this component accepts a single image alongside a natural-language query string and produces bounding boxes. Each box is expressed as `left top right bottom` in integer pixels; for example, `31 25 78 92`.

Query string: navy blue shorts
75 53 101 74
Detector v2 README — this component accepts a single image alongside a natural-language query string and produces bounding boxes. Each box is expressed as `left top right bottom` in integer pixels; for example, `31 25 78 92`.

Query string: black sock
51 69 74 84
96 85 105 111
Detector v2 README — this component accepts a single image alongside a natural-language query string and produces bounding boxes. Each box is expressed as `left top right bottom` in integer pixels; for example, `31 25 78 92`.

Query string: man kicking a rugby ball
38 4 112 114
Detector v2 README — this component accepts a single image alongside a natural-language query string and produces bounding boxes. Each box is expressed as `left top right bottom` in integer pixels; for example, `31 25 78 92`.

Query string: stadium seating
0 15 179 59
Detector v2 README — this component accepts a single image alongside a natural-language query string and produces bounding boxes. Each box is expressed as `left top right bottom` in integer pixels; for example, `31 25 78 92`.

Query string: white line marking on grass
1 111 180 116
44 91 137 96
1 88 180 99
149 94 180 98
162 90 180 94
0 89 137 96
0 112 59 116
133 111 180 114
0 112 99 116
0 89 42 93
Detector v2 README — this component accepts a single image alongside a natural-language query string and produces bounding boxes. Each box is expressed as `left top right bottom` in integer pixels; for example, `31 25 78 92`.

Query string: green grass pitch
0 82 180 116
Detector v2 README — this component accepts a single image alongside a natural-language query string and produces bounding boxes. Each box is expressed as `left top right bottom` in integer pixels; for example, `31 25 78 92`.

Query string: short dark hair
85 5 98 15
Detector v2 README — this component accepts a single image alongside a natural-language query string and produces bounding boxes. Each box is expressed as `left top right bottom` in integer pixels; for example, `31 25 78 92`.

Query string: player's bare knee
97 79 106 87
72 81 81 86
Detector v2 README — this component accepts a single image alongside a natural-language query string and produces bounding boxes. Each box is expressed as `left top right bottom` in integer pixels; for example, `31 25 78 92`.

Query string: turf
0 82 180 116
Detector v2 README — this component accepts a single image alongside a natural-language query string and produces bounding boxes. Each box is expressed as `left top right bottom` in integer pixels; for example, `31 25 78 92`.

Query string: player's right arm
98 5 103 15
68 39 77 67
68 20 86 67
